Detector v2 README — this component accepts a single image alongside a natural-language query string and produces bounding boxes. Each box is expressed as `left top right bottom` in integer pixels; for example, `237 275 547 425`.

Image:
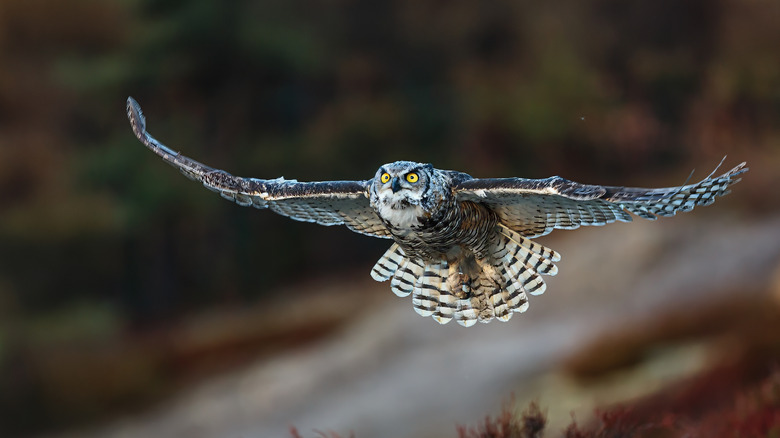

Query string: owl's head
369 161 449 228
371 161 433 201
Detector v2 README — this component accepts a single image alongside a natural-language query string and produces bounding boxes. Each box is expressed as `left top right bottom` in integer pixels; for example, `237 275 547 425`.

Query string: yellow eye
380 172 391 183
406 173 419 183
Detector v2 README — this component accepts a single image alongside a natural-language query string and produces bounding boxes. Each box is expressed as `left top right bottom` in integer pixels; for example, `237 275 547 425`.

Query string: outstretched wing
452 160 748 238
126 97 391 238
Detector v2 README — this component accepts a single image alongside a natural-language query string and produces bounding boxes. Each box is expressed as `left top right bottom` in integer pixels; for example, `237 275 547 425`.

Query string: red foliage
288 368 780 438
456 400 546 438
564 368 780 438
564 408 676 438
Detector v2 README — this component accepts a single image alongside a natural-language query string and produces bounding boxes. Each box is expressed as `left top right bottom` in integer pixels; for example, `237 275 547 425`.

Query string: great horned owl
126 97 747 327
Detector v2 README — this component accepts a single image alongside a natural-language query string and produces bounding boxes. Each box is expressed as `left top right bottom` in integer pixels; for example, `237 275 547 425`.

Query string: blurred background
1 0 779 436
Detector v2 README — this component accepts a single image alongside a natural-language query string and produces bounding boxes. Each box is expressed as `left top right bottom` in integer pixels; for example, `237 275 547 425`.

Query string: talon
454 273 471 299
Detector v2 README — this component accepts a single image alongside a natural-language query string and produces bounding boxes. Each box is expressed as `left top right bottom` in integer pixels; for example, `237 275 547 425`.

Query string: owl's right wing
450 160 747 238
126 97 391 239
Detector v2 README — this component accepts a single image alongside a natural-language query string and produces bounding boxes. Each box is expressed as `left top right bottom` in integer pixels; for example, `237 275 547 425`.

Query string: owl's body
366 161 554 325
126 97 748 327
369 161 490 259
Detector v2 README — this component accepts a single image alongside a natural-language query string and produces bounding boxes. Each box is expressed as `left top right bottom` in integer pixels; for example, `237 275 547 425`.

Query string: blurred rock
49 214 780 438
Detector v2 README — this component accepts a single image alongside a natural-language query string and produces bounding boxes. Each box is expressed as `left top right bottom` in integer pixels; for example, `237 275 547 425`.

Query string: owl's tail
370 225 560 327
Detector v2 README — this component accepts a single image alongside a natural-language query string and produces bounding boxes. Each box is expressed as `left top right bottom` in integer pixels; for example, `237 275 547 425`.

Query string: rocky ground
51 212 780 438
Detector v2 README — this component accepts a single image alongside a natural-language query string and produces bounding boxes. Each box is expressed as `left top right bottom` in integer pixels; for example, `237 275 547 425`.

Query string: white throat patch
376 190 424 229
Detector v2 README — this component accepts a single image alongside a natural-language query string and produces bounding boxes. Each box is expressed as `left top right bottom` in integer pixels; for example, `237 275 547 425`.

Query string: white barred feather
433 262 457 324
391 258 424 297
454 297 481 327
412 262 446 319
370 243 405 281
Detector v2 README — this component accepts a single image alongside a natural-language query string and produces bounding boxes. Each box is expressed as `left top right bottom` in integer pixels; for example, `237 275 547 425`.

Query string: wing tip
706 157 747 181
126 96 146 137
125 97 183 158
726 161 749 178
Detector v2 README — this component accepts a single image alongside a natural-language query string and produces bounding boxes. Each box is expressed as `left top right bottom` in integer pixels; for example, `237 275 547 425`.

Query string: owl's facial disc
373 162 428 211
370 161 441 229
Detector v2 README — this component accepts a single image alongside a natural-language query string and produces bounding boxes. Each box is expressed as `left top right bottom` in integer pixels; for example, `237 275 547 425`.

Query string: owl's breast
371 185 436 231
378 198 497 261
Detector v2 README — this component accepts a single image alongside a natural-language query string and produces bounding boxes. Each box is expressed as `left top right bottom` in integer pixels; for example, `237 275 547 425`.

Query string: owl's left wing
451 160 747 238
126 97 391 238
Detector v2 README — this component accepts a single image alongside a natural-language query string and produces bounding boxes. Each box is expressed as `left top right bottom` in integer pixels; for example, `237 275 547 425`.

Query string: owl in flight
126 97 747 327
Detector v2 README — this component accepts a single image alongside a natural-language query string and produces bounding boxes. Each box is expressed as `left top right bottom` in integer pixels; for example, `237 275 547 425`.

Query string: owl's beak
391 176 402 193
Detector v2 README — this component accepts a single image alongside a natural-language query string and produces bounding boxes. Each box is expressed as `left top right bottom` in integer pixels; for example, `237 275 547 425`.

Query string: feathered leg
451 225 561 325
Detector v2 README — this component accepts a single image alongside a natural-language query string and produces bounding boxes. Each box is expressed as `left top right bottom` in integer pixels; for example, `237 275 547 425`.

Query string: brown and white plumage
126 97 748 327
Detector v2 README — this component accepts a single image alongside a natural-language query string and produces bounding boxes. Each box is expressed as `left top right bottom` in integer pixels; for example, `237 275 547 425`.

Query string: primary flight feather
126 97 747 327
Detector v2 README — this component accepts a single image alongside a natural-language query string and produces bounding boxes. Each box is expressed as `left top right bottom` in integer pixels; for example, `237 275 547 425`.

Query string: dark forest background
0 0 778 436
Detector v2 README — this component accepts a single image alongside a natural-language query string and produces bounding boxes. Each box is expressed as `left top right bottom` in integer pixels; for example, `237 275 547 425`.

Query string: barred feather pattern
617 162 747 220
490 196 634 238
455 160 746 238
469 225 560 324
126 97 392 238
370 225 560 327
